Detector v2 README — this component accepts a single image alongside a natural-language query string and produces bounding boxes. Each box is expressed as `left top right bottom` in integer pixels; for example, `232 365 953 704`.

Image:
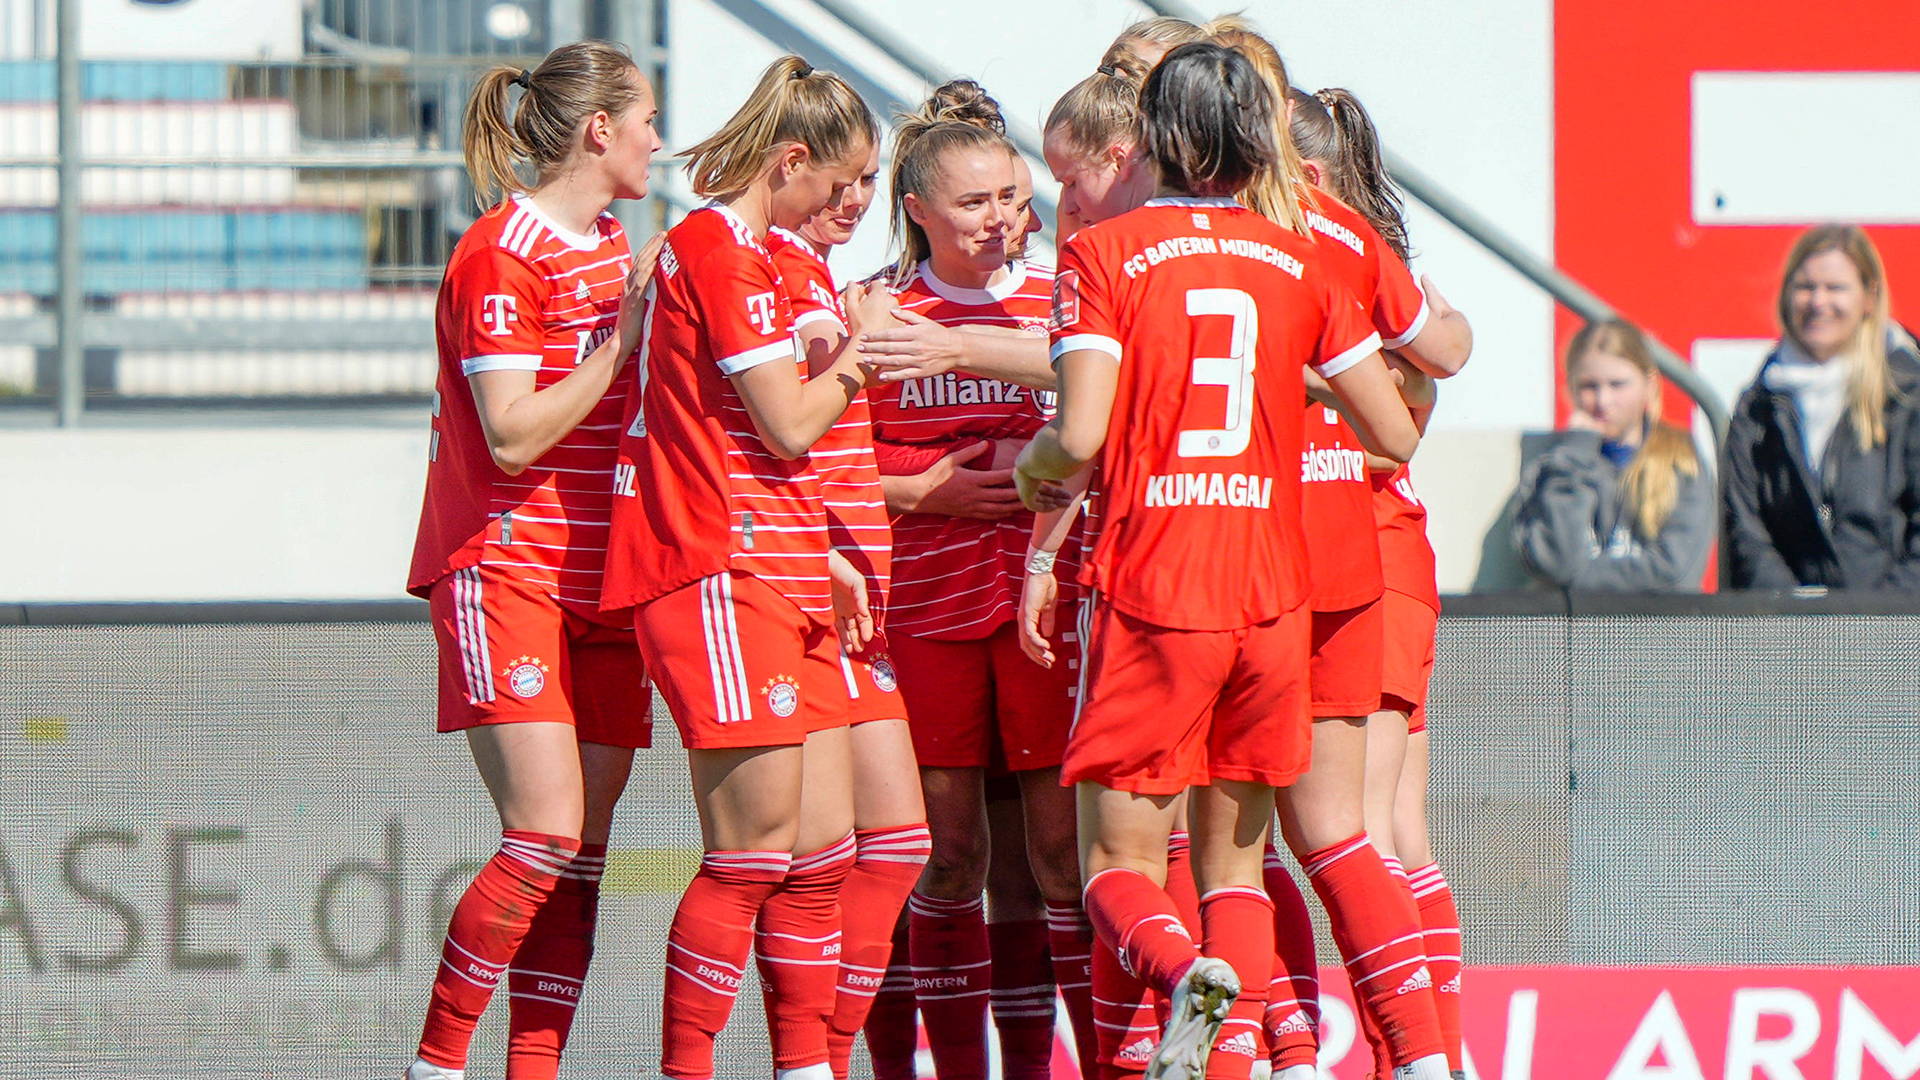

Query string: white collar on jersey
1143 196 1243 209
768 225 828 262
703 199 770 252
510 194 606 252
916 257 1028 305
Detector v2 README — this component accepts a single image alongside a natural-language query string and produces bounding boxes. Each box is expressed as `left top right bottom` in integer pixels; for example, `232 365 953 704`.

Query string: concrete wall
0 422 1530 601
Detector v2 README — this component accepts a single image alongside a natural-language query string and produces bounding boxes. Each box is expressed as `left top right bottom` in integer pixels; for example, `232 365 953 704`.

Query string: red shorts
839 627 908 727
1309 599 1384 719
892 619 1078 771
1379 589 1439 734
1063 596 1311 795
428 563 651 749
634 571 845 750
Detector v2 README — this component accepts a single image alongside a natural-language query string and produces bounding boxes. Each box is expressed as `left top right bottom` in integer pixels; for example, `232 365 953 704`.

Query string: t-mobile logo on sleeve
744 291 778 336
481 295 519 336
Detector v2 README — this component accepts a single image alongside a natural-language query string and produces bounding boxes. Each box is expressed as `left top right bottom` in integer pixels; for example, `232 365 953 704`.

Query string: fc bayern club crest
503 655 549 698
762 676 799 718
869 657 897 693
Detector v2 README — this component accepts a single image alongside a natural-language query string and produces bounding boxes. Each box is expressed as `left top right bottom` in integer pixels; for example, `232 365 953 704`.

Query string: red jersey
1373 464 1440 611
766 227 893 615
1052 197 1380 632
408 196 633 617
868 258 1072 640
603 204 831 623
1297 190 1429 611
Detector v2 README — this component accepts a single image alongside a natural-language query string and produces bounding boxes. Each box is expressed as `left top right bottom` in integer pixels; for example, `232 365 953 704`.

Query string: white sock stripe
991 1008 1060 1018
839 962 887 974
509 967 584 983
1303 835 1373 877
1056 979 1092 989
1199 885 1273 906
442 935 510 972
836 987 880 999
914 988 990 1000
908 894 983 915
1081 865 1135 902
859 853 933 864
665 961 744 994
755 930 843 945
1344 930 1429 967
667 942 746 976
989 984 1058 996
792 834 858 871
1348 955 1429 986
1094 1019 1163 1032
1116 913 1186 960
508 990 583 1008
755 955 843 967
912 958 991 972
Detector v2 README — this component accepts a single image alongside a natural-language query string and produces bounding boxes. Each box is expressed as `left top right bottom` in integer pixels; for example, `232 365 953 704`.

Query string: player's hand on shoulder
615 232 668 355
859 308 964 382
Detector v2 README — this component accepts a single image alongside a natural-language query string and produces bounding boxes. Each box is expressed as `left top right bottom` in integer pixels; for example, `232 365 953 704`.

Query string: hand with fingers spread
896 441 1027 519
614 232 669 361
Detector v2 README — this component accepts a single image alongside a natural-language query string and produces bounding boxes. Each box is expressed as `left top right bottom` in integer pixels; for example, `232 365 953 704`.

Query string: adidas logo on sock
1439 974 1461 994
1395 965 1434 995
1118 1038 1156 1064
1215 1030 1261 1057
1269 1008 1314 1036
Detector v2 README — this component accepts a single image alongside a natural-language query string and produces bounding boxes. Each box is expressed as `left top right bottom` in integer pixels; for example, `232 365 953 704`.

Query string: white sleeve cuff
792 309 847 335
1381 297 1430 351
1314 332 1383 380
717 338 798 375
1051 333 1123 365
461 354 543 376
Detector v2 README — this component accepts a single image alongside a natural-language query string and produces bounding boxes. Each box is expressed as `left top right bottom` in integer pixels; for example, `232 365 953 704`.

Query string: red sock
1261 847 1321 1072
1409 863 1463 1072
1083 867 1199 998
1199 887 1273 1080
1164 832 1203 937
417 831 580 1070
757 833 858 1072
863 918 919 1080
1301 836 1444 1070
661 849 794 1080
910 892 990 1080
506 843 605 1080
989 918 1057 1080
1045 900 1098 1078
827 825 931 1080
1090 927 1156 1077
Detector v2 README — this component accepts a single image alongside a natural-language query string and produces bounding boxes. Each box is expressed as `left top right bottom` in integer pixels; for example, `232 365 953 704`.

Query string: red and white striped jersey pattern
766 227 893 616
867 259 1075 640
603 204 832 622
409 196 633 618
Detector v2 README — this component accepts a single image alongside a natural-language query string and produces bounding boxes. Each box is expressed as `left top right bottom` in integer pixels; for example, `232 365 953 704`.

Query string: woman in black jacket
1723 224 1920 590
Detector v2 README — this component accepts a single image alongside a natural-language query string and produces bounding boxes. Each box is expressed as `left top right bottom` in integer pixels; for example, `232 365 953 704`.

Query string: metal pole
53 0 82 426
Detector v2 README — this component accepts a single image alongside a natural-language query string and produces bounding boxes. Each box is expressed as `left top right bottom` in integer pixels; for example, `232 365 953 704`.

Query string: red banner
1021 967 1920 1079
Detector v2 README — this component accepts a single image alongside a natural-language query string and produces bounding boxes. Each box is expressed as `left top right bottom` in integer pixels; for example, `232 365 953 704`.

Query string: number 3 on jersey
1178 288 1257 459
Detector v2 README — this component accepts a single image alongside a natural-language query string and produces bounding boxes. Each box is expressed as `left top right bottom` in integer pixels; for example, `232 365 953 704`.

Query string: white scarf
1763 338 1852 477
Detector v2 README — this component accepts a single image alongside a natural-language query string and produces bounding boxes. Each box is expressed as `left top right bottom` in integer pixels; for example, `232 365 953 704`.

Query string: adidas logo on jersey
1214 1030 1261 1057
574 279 590 300
1396 965 1434 995
1118 1038 1156 1064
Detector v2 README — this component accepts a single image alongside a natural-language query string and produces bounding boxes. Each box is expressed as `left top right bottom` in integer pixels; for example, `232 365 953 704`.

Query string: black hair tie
792 63 814 79
1096 63 1117 77
511 68 533 89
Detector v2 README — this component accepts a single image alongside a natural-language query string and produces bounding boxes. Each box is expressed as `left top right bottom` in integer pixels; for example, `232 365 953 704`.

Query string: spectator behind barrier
1512 319 1713 591
1723 225 1920 591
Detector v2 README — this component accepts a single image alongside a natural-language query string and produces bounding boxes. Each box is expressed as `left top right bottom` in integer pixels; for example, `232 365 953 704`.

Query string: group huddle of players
403 12 1475 1080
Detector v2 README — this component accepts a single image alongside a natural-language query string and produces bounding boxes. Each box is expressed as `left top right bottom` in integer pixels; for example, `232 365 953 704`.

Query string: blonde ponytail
460 41 644 209
1207 23 1309 235
1564 319 1701 540
681 56 877 199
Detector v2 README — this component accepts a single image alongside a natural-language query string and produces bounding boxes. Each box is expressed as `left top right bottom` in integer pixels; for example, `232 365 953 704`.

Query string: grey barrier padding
2 599 431 626
2 611 1919 1074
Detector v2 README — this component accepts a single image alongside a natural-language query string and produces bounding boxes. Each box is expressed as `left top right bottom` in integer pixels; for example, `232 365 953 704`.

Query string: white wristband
1025 547 1058 575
